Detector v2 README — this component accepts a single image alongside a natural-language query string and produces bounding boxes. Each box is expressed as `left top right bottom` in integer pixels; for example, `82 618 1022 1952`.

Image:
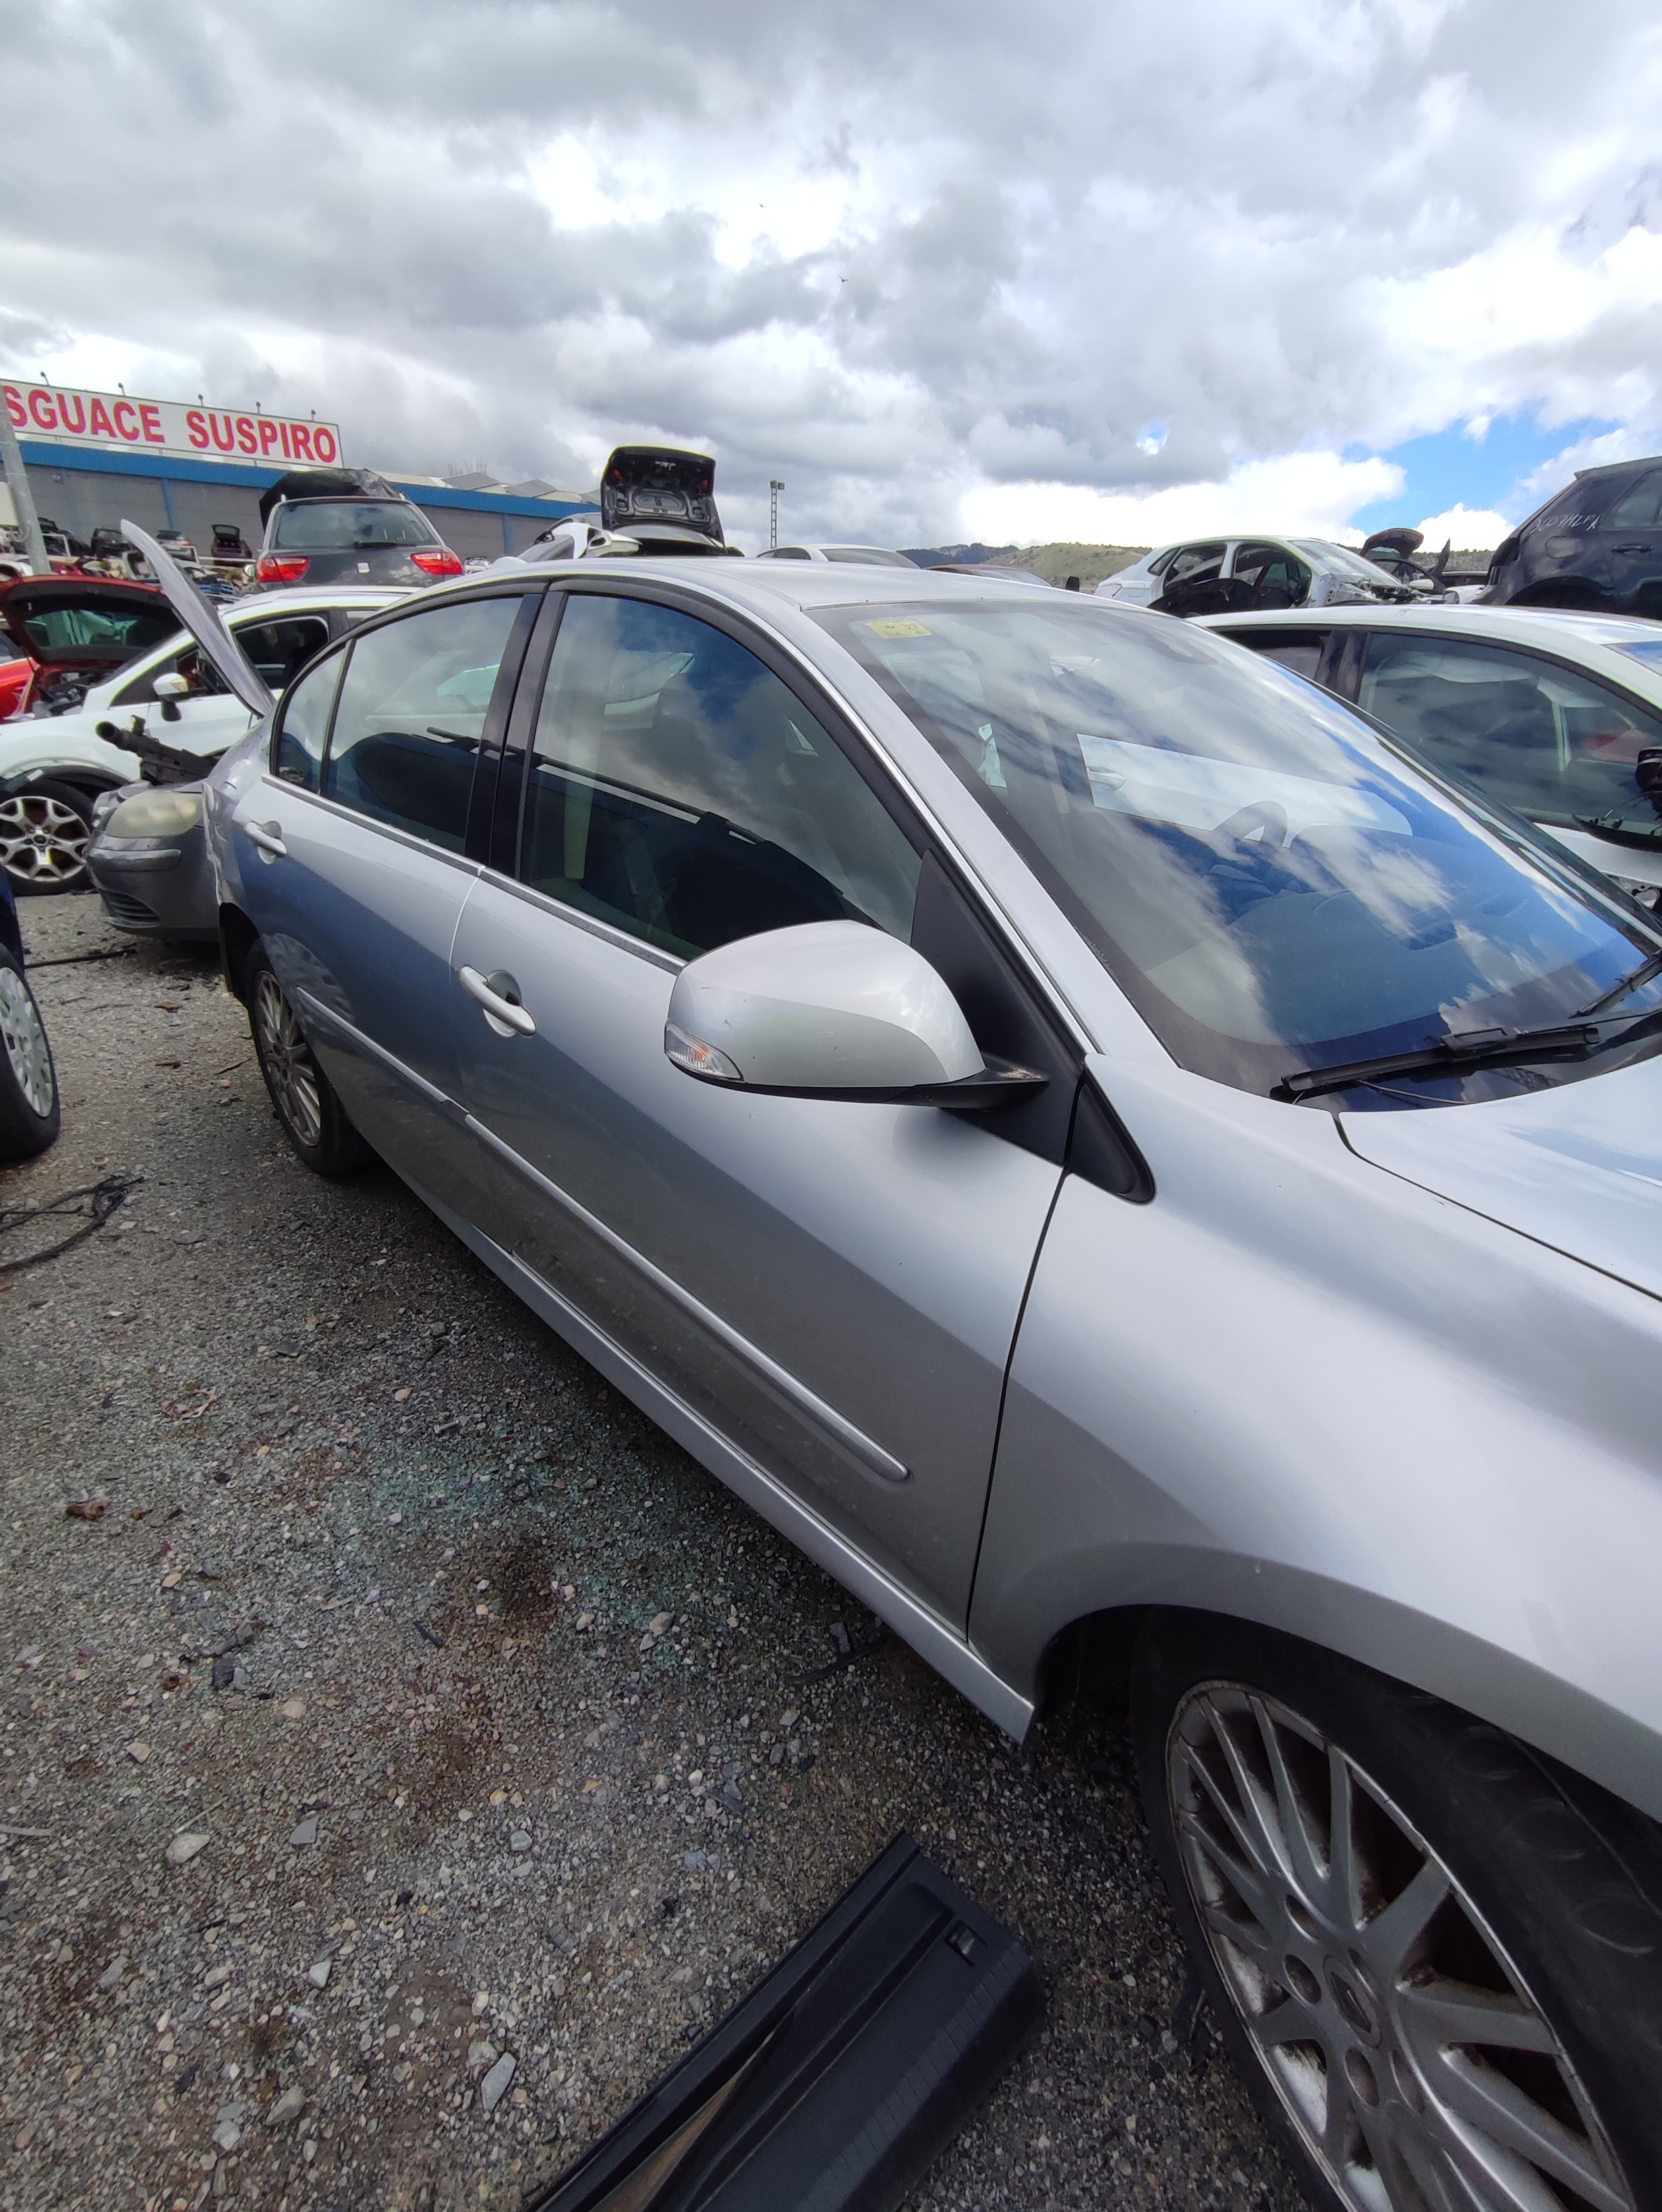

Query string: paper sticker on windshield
862 618 933 639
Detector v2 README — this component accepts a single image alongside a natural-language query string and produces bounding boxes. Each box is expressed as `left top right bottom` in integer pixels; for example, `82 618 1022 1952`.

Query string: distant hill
903 541 1149 589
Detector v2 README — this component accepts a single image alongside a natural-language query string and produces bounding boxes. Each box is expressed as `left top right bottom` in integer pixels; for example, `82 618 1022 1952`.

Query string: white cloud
5 1 1662 546
962 453 1404 550
1413 504 1512 548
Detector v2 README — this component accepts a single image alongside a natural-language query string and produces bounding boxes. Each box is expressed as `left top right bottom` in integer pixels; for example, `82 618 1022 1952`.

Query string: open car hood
1341 1053 1662 1302
121 519 275 718
0 573 176 672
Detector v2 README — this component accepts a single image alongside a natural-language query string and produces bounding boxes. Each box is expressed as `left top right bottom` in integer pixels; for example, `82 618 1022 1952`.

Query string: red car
0 573 176 721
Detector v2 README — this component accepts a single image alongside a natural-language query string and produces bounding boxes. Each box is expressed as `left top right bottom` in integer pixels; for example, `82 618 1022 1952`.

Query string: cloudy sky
5 0 1662 550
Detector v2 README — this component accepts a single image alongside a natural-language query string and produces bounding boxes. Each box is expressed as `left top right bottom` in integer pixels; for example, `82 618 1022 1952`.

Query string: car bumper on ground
86 825 217 939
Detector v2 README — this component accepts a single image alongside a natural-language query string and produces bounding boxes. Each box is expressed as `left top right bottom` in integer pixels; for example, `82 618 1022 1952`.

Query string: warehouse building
2 377 597 559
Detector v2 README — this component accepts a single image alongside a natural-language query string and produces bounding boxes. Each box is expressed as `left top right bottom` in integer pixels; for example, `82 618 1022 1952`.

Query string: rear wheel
1130 1612 1661 2212
246 942 368 1177
0 945 60 1157
0 780 94 895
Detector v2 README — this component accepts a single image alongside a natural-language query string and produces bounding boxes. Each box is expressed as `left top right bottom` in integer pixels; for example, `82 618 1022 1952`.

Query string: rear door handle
1615 543 1653 554
246 821 287 859
457 964 536 1037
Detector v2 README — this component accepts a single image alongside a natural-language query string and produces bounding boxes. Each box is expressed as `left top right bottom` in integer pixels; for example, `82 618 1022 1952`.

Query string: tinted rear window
270 501 436 550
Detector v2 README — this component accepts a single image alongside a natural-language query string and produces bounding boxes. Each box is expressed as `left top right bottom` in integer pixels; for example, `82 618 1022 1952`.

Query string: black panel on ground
524 1834 1044 2212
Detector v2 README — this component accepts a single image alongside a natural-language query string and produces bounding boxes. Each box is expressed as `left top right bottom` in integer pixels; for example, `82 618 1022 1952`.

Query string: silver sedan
130 518 1662 2212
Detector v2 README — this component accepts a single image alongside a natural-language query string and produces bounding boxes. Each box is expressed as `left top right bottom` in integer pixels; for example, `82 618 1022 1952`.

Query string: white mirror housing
152 671 191 699
664 921 1045 1109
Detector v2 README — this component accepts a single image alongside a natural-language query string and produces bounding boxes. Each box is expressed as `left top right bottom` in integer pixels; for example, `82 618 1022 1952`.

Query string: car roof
1195 599 1662 695
224 585 412 620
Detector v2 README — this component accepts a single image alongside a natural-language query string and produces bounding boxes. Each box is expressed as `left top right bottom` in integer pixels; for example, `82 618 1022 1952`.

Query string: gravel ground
1 892 1301 2212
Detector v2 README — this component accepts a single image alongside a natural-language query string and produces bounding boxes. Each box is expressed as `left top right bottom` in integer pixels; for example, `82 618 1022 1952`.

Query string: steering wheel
1213 801 1290 848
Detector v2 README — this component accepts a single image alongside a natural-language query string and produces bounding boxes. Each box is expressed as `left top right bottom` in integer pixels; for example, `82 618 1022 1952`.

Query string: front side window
1231 544 1312 610
1358 632 1662 831
18 601 177 659
1164 543 1226 587
273 649 345 790
1228 631 1329 680
322 596 521 849
270 500 438 550
113 618 328 707
820 599 1660 1104
519 593 920 959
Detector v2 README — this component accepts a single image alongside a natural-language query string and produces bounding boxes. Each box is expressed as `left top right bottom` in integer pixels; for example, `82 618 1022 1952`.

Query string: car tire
245 941 369 1177
0 779 95 896
0 945 61 1158
1129 1610 1661 2212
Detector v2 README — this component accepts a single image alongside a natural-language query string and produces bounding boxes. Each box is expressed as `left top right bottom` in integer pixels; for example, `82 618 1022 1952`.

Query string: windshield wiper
1572 809 1662 848
1281 1012 1653 1101
1578 948 1662 1018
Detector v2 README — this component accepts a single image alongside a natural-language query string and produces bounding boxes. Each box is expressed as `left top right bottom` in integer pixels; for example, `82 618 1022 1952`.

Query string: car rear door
1594 468 1662 614
229 586 538 1217
447 584 1069 1632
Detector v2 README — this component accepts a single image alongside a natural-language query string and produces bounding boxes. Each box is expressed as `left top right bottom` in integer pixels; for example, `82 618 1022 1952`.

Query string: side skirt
414 1180 1035 1743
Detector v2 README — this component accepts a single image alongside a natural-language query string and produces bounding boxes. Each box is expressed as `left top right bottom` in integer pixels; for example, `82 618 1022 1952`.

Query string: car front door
1228 542 1313 612
105 616 331 762
231 587 536 1217
1593 467 1662 615
447 586 1068 1629
1151 542 1230 617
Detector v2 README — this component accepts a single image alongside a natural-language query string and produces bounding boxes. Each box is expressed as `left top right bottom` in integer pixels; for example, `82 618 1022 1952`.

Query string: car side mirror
664 921 1045 1108
153 672 190 722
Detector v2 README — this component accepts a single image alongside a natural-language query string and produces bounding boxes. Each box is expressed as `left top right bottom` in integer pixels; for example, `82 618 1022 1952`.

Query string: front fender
969 1059 1662 1822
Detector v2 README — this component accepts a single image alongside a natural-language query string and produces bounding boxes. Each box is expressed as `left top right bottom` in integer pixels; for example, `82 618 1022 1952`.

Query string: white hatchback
0 584 407 894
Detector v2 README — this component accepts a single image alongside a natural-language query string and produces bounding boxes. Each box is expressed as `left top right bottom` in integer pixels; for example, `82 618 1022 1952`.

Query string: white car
753 544 919 567
1195 600 1662 906
0 584 407 894
1100 534 1433 614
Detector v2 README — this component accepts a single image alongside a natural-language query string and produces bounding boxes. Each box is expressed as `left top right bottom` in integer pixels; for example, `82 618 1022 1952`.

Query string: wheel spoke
1203 1700 1293 1887
1396 1977 1557 2058
1365 1854 1451 1979
1188 1733 1284 1893
1247 1993 1315 2052
1178 1806 1276 1929
1251 1693 1334 1913
1201 1899 1277 1971
1433 2054 1631 2212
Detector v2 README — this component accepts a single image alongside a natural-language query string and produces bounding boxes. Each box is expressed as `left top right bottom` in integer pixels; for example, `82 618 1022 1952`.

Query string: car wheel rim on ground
0 966 54 1117
252 968 323 1148
0 792 90 890
1167 1682 1634 2212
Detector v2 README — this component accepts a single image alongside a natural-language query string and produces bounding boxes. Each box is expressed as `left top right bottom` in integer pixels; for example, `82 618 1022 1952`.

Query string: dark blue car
0 873 59 1156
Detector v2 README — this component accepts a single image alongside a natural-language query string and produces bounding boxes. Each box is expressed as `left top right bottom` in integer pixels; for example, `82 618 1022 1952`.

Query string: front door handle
457 964 536 1037
246 821 287 860
1615 543 1653 554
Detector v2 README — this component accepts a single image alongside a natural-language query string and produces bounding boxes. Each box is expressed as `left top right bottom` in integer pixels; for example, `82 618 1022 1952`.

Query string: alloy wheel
1168 1682 1634 2212
0 792 90 889
252 969 323 1148
0 966 54 1117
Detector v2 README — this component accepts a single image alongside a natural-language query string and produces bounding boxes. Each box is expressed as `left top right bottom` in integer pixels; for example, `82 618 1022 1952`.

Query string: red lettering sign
112 400 140 442
291 423 314 461
58 395 86 434
185 409 208 450
140 403 165 445
28 387 57 430
3 385 25 431
88 397 116 438
312 426 338 463
236 415 258 455
210 413 237 453
258 418 280 456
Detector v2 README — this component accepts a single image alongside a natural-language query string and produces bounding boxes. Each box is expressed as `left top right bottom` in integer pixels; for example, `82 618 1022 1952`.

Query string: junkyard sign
4 379 342 467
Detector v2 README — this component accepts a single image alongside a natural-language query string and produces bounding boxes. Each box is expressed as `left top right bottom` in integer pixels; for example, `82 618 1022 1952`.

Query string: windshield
271 500 436 550
819 599 1662 1104
1292 541 1401 585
